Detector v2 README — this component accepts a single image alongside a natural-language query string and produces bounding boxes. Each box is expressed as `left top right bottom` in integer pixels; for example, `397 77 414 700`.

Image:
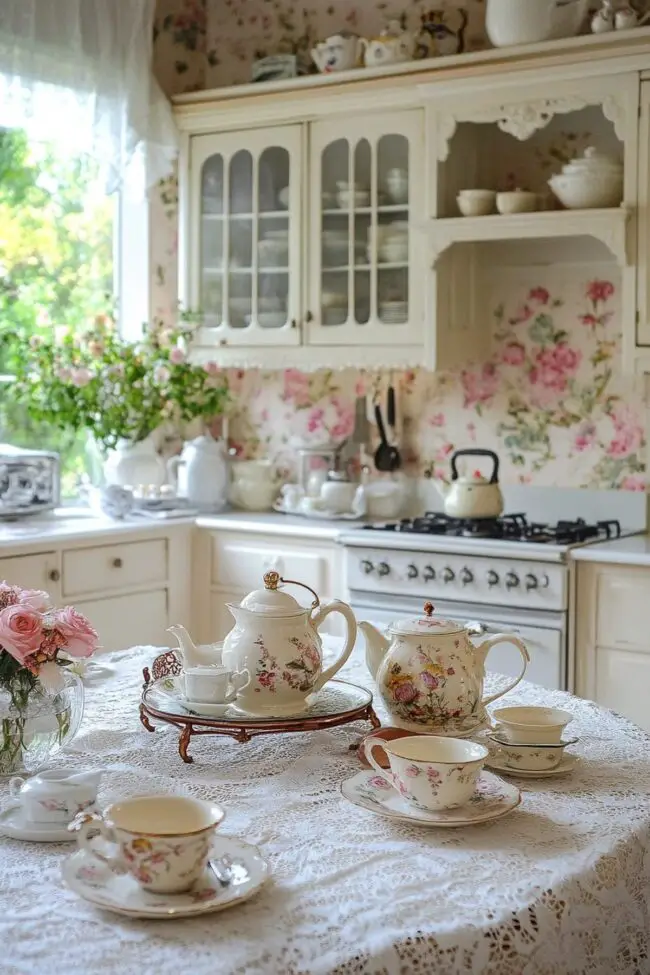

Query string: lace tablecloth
2 644 650 975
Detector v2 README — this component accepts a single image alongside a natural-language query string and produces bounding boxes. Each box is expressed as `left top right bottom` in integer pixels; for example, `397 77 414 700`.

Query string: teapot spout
431 476 450 501
167 623 217 669
358 621 390 679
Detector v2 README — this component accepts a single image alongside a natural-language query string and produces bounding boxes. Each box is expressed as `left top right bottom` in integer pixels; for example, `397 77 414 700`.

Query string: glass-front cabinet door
307 111 423 346
189 126 302 346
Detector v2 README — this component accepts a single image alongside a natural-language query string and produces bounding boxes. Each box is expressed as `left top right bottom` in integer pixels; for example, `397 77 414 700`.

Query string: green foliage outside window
0 127 113 496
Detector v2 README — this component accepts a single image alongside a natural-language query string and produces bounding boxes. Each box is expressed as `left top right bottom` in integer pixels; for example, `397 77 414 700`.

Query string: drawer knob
48 568 60 582
112 557 123 569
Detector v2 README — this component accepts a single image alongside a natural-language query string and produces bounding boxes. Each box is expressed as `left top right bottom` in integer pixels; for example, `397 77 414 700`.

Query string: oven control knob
525 573 538 591
487 570 499 587
361 560 374 575
505 571 520 590
377 562 390 577
423 565 435 582
407 564 418 579
442 567 455 583
460 567 474 586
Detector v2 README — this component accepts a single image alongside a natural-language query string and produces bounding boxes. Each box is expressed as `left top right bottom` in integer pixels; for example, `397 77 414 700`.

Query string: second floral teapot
221 571 357 716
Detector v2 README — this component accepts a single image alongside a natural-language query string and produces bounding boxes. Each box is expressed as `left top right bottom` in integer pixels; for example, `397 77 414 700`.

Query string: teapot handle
311 601 358 690
478 634 530 707
450 449 500 483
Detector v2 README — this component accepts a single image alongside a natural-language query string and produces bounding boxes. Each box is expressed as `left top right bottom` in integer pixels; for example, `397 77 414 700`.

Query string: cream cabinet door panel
594 646 650 733
76 590 168 654
594 568 650 652
0 552 59 593
62 540 168 597
308 110 424 347
211 532 336 596
189 125 303 347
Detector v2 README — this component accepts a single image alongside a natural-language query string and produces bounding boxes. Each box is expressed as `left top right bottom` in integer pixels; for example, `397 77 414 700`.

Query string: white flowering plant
11 316 229 451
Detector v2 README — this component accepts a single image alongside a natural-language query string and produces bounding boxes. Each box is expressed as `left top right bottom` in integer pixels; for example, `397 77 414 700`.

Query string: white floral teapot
360 19 416 67
360 601 529 736
221 571 357 717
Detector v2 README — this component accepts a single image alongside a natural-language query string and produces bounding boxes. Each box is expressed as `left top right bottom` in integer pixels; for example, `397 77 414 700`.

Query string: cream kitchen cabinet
175 30 650 376
575 561 650 732
178 104 437 369
193 527 345 644
0 523 192 654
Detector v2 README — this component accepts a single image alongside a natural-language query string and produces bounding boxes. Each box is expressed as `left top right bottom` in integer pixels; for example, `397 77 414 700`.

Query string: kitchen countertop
571 533 650 567
0 507 195 552
196 509 361 540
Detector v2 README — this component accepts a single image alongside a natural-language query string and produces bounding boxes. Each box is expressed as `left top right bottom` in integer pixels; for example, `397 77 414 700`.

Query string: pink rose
203 361 220 376
87 340 104 359
420 671 439 690
620 474 646 492
502 342 525 366
154 365 170 384
169 347 185 365
393 681 417 704
528 287 550 305
587 280 615 305
429 412 445 428
0 605 44 664
17 588 51 612
71 367 92 387
460 363 499 409
54 607 98 658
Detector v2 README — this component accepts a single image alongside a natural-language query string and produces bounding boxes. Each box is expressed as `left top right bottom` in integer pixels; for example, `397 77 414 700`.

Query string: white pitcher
167 435 228 511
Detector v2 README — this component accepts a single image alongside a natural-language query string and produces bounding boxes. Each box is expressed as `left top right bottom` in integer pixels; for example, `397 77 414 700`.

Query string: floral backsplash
150 0 647 491
220 271 645 490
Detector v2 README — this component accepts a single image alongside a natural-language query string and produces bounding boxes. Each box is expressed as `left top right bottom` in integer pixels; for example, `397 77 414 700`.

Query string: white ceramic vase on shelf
103 435 167 489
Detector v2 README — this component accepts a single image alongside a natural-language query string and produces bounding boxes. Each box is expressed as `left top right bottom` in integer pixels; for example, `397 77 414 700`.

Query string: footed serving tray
140 651 380 764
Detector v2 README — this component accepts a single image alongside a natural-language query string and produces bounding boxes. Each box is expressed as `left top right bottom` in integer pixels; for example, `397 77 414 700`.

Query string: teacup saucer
61 835 270 919
341 770 520 827
0 803 76 842
486 752 578 779
181 699 230 718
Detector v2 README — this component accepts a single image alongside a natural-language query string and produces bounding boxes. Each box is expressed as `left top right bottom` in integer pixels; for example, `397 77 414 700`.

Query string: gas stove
361 513 623 546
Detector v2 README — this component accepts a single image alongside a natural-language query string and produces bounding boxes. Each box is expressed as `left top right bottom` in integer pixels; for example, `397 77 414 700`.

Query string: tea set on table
0 568 583 917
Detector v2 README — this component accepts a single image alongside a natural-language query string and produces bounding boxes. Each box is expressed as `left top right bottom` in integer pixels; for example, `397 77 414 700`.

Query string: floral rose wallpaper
150 0 647 491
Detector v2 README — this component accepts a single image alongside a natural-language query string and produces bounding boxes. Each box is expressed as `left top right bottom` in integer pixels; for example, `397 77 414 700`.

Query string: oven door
350 592 566 691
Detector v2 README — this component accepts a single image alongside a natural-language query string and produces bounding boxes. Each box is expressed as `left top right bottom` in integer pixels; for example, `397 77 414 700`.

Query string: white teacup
10 768 102 825
183 665 249 705
364 735 488 812
493 706 573 744
74 795 225 894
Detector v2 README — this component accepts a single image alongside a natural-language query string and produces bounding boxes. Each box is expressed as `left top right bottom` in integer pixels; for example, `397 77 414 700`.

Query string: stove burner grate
362 513 622 546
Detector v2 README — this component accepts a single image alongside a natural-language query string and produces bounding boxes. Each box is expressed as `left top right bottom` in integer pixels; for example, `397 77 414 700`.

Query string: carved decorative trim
436 95 627 161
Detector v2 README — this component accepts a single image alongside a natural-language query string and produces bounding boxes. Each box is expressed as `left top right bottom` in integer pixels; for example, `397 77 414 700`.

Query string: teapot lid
390 601 463 636
238 571 316 617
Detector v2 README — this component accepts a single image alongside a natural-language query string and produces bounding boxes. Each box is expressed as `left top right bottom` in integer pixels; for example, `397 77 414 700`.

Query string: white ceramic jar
167 435 229 511
486 0 588 47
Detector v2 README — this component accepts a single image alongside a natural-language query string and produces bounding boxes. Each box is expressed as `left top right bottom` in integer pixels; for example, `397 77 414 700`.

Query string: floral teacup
363 735 488 811
73 795 225 894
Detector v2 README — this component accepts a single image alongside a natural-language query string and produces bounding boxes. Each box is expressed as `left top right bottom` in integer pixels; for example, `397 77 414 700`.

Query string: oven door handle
465 620 522 637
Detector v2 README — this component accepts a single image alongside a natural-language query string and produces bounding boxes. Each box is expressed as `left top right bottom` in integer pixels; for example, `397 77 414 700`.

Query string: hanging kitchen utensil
374 404 399 473
386 385 402 472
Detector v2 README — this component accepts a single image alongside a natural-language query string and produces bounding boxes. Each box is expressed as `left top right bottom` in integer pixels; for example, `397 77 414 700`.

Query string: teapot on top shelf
360 19 416 68
432 448 504 519
311 33 363 73
360 601 529 737
221 570 357 717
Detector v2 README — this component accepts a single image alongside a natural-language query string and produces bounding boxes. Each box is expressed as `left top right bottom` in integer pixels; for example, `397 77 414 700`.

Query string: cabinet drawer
76 590 168 653
0 552 58 590
211 533 334 596
63 540 168 597
595 568 650 652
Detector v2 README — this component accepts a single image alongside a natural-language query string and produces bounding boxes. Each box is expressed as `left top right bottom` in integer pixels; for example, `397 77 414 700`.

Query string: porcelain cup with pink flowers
73 795 225 894
363 735 489 812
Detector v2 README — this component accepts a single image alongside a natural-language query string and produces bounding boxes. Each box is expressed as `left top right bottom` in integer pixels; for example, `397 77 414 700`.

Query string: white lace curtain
0 0 178 196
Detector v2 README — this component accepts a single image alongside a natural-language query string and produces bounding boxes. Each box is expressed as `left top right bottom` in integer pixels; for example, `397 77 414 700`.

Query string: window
0 126 115 496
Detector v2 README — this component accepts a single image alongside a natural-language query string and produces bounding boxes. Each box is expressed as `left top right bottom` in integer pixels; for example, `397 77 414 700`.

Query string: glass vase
0 671 84 777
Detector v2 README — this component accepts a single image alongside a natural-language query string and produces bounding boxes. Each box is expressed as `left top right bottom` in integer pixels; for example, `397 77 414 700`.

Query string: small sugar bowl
9 768 102 825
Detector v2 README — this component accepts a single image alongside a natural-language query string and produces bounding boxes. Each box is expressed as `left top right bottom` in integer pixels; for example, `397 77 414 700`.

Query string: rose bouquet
0 582 99 771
